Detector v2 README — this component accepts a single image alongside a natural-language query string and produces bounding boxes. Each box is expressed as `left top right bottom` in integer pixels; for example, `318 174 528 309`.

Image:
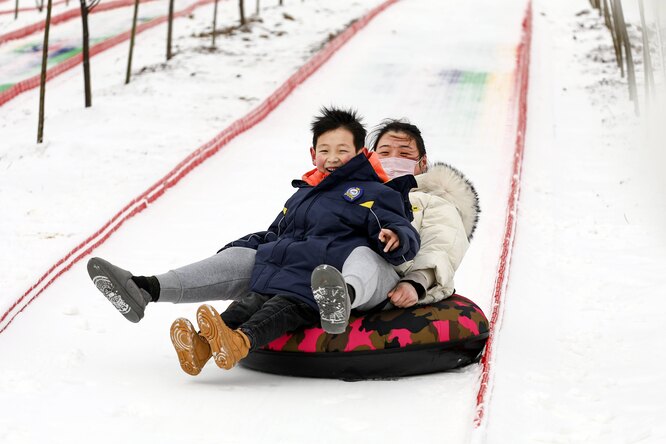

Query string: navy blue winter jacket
222 153 420 310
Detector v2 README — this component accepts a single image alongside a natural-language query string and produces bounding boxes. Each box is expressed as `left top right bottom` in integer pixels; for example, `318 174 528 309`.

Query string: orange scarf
301 148 390 186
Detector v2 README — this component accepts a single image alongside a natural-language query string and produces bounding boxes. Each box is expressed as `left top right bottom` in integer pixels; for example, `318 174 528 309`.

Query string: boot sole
170 318 208 376
311 265 350 335
87 258 143 323
196 304 237 370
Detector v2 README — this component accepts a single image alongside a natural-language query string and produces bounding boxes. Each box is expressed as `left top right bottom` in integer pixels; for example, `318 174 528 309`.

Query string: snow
1 0 665 442
482 1 666 443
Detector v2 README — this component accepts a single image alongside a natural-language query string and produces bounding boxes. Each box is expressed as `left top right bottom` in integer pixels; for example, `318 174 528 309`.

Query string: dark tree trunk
601 0 622 71
14 0 19 19
212 0 220 47
167 0 175 60
613 0 638 114
126 0 140 84
239 0 245 26
37 0 54 143
80 0 92 107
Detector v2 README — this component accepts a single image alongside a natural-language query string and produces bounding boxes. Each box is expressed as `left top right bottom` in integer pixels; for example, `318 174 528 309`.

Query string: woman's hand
388 282 418 308
378 228 400 253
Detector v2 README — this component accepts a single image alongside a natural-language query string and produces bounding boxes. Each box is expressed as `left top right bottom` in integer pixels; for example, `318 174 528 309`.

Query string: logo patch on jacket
343 187 363 202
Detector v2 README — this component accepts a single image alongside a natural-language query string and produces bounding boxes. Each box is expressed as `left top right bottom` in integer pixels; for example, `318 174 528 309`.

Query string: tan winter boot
170 318 212 376
196 304 251 370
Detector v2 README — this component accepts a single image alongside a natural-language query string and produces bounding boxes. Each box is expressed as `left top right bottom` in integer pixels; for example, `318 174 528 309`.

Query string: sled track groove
473 0 533 432
0 0 399 333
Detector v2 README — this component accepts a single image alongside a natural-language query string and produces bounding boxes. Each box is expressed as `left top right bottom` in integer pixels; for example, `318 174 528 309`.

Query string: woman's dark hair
311 107 366 151
369 119 426 157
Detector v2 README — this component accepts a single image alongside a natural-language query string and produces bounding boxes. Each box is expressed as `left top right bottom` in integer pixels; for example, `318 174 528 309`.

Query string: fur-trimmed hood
413 162 480 240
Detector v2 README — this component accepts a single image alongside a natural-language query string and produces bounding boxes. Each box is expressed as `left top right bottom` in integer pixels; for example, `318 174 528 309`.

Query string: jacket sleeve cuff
401 270 436 299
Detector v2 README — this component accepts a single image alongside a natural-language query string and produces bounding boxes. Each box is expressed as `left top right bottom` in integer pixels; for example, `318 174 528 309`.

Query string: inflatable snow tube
239 294 488 380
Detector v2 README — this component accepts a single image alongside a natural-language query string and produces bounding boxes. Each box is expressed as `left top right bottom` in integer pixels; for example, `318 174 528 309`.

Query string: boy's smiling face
310 127 358 175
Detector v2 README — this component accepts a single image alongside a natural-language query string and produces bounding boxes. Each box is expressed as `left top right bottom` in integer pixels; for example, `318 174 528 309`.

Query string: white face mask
379 157 418 179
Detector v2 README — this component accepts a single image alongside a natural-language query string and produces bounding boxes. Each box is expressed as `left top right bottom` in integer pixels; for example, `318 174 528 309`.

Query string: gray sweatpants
156 246 399 311
156 247 256 304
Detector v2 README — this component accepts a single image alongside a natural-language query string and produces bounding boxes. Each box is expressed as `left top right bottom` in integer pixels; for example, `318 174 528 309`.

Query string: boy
90 107 419 376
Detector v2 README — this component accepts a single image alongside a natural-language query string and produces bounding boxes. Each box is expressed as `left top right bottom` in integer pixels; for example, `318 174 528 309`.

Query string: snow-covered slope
6 0 660 442
1 0 527 442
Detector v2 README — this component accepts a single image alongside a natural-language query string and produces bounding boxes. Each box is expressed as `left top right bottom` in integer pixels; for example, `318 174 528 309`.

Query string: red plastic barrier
0 0 399 334
473 0 533 428
0 0 156 46
0 0 216 107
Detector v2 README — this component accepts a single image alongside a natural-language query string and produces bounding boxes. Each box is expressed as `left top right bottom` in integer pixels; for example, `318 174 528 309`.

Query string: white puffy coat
394 162 480 304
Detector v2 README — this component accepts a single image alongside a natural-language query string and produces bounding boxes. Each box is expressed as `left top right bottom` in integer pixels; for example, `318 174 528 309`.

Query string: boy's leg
195 295 318 370
342 246 400 311
170 292 267 376
156 247 256 304
87 247 255 323
238 295 319 351
219 292 271 329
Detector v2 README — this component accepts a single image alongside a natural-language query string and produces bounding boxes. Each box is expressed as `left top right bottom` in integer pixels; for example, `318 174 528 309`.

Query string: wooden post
601 0 622 71
126 0 140 84
239 0 245 26
37 0 54 143
80 0 92 107
212 0 219 47
167 0 175 60
613 0 639 114
14 0 19 19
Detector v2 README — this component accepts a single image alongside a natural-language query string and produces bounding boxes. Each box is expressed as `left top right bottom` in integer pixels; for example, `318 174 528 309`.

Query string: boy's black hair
369 119 427 157
311 107 366 151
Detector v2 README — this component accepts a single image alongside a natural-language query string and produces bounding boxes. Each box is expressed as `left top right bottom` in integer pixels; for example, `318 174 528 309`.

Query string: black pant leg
239 295 319 350
220 292 271 329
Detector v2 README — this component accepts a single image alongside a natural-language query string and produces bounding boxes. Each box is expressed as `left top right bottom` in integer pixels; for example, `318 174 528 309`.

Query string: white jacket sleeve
397 192 470 303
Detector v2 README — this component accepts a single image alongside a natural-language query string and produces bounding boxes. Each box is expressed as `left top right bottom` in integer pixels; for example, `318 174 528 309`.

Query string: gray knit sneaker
87 257 151 323
311 264 351 334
